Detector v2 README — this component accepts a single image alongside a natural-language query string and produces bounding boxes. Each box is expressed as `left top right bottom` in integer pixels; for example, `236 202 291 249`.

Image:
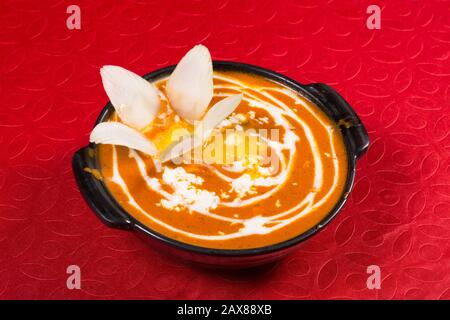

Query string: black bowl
72 61 369 268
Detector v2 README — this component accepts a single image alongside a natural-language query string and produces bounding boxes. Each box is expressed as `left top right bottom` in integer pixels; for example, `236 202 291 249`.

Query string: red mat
1 0 449 299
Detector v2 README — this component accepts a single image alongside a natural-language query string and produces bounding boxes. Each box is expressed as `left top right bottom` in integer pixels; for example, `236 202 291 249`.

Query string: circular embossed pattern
0 0 449 299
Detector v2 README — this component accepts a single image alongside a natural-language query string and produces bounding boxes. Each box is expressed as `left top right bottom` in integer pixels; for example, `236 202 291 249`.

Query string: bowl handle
72 147 132 229
305 83 370 159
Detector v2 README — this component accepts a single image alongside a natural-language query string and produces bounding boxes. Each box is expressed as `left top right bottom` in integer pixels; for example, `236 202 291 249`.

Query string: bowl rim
84 60 361 256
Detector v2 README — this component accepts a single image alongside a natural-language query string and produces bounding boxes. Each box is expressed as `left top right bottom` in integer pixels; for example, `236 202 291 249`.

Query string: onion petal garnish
166 45 213 122
90 122 158 156
100 65 160 130
196 94 243 140
160 94 243 163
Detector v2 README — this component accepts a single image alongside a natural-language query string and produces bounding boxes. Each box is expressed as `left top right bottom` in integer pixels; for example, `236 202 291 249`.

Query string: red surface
1 0 449 300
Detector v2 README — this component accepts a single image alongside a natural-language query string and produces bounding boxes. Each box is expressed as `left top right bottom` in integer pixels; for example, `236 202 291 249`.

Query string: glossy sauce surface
98 71 348 249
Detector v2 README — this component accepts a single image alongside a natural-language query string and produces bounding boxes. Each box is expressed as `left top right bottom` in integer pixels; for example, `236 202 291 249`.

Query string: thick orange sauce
98 71 348 249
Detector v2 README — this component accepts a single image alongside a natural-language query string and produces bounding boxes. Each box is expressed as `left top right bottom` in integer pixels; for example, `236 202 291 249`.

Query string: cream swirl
107 73 343 241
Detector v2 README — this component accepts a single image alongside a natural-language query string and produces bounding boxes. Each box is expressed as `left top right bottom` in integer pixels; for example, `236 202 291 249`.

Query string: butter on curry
97 70 348 249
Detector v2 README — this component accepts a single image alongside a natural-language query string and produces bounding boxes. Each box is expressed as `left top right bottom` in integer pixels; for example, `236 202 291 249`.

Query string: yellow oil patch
83 167 103 180
148 121 192 152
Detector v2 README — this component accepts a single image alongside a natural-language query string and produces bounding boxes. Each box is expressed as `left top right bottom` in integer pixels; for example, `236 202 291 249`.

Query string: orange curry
98 71 348 249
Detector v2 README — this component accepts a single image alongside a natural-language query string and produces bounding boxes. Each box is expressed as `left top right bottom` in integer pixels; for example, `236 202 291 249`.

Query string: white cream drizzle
108 73 342 241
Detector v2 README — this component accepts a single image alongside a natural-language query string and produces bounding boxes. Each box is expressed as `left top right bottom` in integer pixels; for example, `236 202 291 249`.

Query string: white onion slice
196 94 243 139
90 122 158 156
100 65 160 130
166 45 213 122
160 94 243 163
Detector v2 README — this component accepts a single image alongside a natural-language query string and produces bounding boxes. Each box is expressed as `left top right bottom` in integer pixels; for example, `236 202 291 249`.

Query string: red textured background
0 0 449 300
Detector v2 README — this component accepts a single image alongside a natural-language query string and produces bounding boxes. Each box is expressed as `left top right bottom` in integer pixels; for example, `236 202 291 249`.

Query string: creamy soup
97 71 348 249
